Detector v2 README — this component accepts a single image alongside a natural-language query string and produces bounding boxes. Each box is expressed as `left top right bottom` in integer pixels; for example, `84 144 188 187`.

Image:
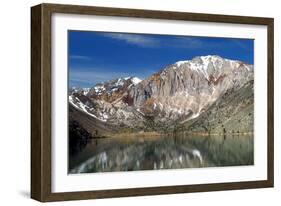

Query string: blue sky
68 30 254 88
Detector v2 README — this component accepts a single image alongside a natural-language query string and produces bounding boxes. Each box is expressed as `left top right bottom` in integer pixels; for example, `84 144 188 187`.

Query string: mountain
180 80 254 134
128 55 253 123
69 87 90 96
87 76 142 103
69 55 254 136
69 76 146 128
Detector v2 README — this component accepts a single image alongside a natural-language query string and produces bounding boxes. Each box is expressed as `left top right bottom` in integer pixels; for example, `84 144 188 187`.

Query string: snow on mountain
174 60 189 67
82 88 90 95
69 87 91 96
131 77 142 85
69 55 254 128
93 85 106 95
173 55 252 81
129 55 253 123
69 95 108 122
87 76 142 98
69 76 144 125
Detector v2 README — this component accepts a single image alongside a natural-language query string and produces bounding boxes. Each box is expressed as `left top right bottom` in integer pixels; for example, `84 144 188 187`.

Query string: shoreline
95 131 254 140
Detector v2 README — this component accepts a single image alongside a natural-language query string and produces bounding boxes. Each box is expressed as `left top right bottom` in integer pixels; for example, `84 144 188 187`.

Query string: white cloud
170 36 203 48
102 33 159 47
102 33 208 49
70 55 92 61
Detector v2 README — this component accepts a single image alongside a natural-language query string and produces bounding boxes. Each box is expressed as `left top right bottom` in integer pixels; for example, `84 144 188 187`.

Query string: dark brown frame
31 3 274 202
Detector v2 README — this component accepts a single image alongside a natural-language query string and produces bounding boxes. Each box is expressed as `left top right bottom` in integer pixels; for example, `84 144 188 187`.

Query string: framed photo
31 3 274 202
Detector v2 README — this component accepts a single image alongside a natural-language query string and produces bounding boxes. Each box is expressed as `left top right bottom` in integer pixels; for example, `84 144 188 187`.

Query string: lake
69 133 253 173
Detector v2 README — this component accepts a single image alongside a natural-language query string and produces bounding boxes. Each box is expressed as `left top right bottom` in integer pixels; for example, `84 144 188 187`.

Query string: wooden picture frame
31 3 274 202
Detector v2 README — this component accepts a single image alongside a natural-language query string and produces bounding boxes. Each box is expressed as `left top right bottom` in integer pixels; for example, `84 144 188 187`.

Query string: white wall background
0 0 279 205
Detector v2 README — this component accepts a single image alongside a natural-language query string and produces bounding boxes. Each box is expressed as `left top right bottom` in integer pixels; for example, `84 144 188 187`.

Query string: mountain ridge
69 55 254 136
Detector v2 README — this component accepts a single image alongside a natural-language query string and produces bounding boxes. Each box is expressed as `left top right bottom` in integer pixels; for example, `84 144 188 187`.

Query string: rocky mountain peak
128 55 253 122
171 55 252 80
86 76 142 103
69 55 254 128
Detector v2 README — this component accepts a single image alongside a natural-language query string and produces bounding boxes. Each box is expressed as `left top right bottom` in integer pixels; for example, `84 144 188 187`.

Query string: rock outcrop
69 55 254 133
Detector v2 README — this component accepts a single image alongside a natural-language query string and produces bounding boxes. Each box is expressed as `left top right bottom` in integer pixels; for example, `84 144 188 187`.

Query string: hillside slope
180 80 254 134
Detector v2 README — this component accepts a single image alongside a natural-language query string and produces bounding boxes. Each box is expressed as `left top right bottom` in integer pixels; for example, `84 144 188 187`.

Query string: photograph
68 30 254 174
30 3 274 201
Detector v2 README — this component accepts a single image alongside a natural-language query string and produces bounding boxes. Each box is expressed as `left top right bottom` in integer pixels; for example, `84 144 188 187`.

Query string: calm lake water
69 134 253 174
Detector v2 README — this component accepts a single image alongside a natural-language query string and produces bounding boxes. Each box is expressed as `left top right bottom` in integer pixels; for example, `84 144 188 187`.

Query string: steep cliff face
180 80 254 134
69 55 254 132
128 55 253 122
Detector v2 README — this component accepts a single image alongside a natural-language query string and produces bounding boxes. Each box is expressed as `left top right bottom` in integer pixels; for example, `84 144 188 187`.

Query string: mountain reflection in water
69 134 253 174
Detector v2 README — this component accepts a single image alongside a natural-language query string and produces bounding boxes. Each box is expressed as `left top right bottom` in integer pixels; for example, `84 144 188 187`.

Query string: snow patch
191 113 200 119
111 88 118 92
94 85 106 95
83 88 90 95
115 78 124 86
131 77 142 85
175 60 189 67
173 55 239 81
69 95 107 122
